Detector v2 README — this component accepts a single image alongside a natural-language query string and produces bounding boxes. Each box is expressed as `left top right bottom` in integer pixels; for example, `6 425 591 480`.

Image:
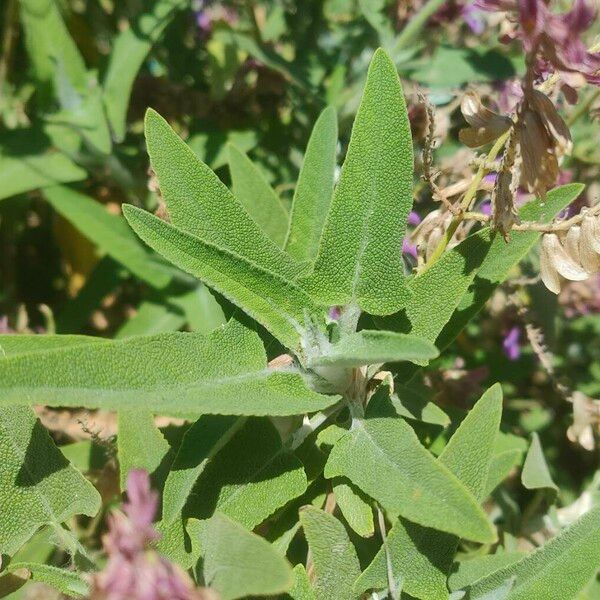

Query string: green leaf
354 519 456 600
0 405 101 556
188 127 257 170
468 504 600 600
44 185 172 289
285 106 338 262
333 480 374 537
448 553 526 592
355 385 503 599
123 205 325 351
302 49 413 315
228 144 289 247
391 383 450 426
0 151 85 202
0 322 339 416
182 418 307 529
191 512 293 600
117 410 171 491
438 383 503 503
116 299 186 338
143 109 303 280
325 389 496 543
521 433 558 494
437 184 585 350
0 563 88 598
483 450 523 498
309 330 438 368
102 0 187 141
162 416 244 524
286 564 316 600
299 506 361 600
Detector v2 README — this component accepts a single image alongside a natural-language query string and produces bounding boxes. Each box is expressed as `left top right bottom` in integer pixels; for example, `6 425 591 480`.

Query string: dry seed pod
540 234 562 294
581 213 600 254
459 91 512 148
577 220 600 273
564 226 582 266
540 233 589 294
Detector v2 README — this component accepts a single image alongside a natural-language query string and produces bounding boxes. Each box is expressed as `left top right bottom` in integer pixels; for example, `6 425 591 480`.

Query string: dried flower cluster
540 211 600 293
89 470 215 600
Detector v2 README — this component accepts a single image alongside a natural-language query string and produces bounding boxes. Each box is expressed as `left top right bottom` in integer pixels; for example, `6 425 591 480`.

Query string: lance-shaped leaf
228 144 289 246
325 390 496 543
285 106 338 262
181 418 307 529
299 506 361 600
0 405 101 556
0 563 89 598
44 185 172 289
190 513 293 600
309 330 438 368
521 433 558 494
0 322 338 416
123 205 325 350
333 480 375 537
448 553 526 592
355 385 503 599
143 109 303 280
103 0 187 141
436 183 584 350
302 49 413 315
468 504 600 600
162 416 244 524
287 564 316 600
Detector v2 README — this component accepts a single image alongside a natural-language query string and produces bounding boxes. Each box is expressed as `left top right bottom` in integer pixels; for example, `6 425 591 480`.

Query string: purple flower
476 0 600 88
408 210 422 226
90 470 213 600
402 238 418 258
462 3 486 34
502 326 522 360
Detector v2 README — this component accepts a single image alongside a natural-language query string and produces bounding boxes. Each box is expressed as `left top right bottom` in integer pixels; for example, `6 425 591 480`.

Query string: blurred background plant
1 0 599 597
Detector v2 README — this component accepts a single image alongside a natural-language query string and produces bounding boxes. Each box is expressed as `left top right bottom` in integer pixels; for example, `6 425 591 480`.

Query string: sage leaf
228 144 289 246
123 205 325 350
285 106 338 263
309 330 438 368
325 389 496 543
286 564 316 600
521 433 558 494
333 480 375 537
0 322 339 416
143 109 303 280
468 504 600 600
302 49 413 315
191 512 293 600
448 553 526 592
0 405 101 556
299 506 361 600
0 563 89 598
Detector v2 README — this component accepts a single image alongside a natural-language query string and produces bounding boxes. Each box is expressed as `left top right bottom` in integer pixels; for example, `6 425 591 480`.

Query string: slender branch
393 0 448 52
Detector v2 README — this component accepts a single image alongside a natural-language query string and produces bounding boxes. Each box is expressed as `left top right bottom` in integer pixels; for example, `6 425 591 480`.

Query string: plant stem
419 131 510 273
393 0 447 52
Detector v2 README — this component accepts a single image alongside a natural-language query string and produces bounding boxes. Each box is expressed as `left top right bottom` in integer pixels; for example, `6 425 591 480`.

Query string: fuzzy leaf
468 505 600 599
191 512 293 600
162 416 243 524
302 49 413 314
300 506 361 600
0 405 101 556
309 330 438 368
521 433 558 494
355 385 503 599
285 106 338 262
286 564 316 600
333 480 375 537
0 322 338 416
448 553 526 592
117 410 171 491
391 383 450 426
0 563 88 598
436 184 585 350
123 205 325 350
143 109 303 280
324 390 496 543
44 186 172 289
228 144 289 246
169 418 306 530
